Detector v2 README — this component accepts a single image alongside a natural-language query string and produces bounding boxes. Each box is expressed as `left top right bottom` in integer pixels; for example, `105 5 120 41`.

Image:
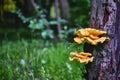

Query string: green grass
0 39 86 80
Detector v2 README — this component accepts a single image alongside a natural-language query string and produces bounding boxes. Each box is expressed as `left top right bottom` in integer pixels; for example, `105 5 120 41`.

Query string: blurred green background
0 0 90 80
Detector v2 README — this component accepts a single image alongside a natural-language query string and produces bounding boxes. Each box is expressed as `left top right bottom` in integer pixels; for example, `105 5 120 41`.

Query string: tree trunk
59 0 70 20
86 0 120 80
0 0 4 21
55 0 62 36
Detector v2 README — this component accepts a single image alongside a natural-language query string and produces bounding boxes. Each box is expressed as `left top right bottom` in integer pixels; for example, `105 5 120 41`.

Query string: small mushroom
69 52 94 64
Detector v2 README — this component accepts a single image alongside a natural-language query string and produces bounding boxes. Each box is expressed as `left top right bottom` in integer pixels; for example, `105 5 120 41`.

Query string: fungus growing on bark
69 52 94 64
74 36 110 45
74 28 110 45
74 28 106 37
69 28 110 64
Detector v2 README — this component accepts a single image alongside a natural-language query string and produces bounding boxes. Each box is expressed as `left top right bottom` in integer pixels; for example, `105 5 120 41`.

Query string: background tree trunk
59 0 70 20
86 0 120 80
55 0 62 36
0 0 4 22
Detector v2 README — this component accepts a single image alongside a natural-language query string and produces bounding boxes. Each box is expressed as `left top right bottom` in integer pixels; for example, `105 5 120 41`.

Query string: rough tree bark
86 0 120 80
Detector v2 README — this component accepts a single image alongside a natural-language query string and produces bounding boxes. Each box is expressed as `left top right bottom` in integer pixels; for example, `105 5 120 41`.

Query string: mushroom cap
69 52 94 64
74 28 107 37
74 36 110 45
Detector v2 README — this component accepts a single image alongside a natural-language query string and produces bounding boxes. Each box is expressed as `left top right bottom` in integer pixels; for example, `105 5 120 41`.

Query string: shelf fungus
69 52 94 64
74 28 110 45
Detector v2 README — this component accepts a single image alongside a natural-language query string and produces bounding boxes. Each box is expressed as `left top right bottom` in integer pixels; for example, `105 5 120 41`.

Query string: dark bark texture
86 0 120 80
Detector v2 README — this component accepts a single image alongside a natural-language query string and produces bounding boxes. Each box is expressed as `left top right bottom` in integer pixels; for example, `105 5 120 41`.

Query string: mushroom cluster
69 28 110 64
74 28 110 45
69 52 94 64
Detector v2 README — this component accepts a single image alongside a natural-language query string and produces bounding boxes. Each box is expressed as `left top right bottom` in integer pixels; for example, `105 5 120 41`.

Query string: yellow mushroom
69 52 94 64
74 28 106 37
74 37 84 44
70 28 110 64
74 36 110 45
